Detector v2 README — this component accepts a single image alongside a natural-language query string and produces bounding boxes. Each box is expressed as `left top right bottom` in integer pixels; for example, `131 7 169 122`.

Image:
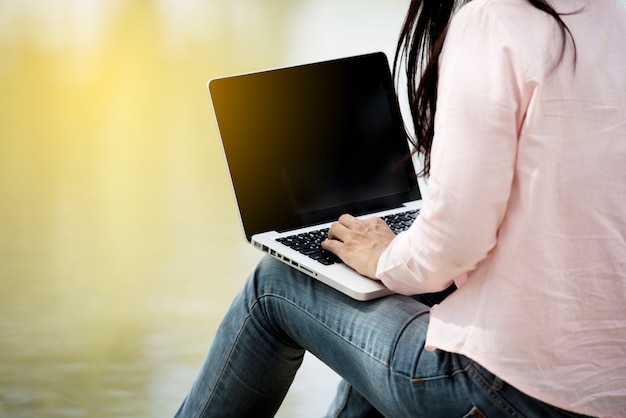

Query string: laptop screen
209 52 421 241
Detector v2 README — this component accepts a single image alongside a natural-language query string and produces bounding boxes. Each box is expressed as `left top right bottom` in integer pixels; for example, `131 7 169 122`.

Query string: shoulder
446 0 548 53
456 0 545 20
452 0 551 36
446 0 560 79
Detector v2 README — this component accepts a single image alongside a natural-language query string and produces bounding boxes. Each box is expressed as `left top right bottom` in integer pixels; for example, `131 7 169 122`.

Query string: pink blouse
376 0 626 415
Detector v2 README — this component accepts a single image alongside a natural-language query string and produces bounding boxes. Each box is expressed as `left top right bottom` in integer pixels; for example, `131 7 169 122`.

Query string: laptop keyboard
276 209 419 266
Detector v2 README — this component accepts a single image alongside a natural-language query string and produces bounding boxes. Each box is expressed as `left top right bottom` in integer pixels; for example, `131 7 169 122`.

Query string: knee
246 256 297 297
254 255 292 281
256 254 286 273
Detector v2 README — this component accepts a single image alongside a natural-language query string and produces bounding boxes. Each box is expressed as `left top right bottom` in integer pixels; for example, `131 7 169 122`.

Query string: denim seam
330 383 355 418
389 309 430 379
196 302 260 418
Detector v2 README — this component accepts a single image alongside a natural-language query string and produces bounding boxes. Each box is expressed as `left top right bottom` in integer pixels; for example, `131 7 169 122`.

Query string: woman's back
422 0 626 415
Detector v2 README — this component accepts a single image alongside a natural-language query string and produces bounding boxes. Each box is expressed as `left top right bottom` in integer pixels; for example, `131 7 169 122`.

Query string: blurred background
0 0 410 416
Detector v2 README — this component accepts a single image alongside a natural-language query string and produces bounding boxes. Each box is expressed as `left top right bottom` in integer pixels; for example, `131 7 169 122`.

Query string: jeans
175 256 590 418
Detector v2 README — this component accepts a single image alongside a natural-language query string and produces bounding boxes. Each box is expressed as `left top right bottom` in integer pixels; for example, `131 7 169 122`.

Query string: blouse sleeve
376 2 528 295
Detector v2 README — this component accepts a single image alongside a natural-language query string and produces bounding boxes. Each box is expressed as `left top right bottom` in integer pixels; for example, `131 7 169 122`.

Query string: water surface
0 1 408 416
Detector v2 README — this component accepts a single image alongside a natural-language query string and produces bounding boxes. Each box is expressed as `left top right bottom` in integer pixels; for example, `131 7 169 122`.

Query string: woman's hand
321 214 396 280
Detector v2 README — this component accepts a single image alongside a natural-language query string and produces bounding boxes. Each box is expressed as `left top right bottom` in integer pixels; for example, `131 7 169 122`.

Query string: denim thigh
176 256 590 418
246 258 491 416
252 257 591 418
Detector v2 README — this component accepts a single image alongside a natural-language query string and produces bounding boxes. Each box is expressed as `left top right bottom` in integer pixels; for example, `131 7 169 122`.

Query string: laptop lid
209 52 420 241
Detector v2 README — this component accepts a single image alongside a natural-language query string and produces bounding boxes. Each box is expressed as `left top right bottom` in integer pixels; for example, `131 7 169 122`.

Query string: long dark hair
393 0 576 177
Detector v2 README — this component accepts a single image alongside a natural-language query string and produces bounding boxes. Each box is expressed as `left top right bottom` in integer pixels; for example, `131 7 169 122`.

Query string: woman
176 0 626 416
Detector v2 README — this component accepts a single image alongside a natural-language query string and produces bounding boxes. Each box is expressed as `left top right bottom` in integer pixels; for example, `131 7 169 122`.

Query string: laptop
208 52 422 300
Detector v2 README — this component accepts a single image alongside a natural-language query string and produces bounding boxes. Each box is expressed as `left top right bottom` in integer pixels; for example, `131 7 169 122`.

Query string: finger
321 238 342 255
327 221 349 241
338 214 357 230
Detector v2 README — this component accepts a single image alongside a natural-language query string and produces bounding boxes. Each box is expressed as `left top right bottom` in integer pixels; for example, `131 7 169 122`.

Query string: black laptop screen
209 52 421 241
